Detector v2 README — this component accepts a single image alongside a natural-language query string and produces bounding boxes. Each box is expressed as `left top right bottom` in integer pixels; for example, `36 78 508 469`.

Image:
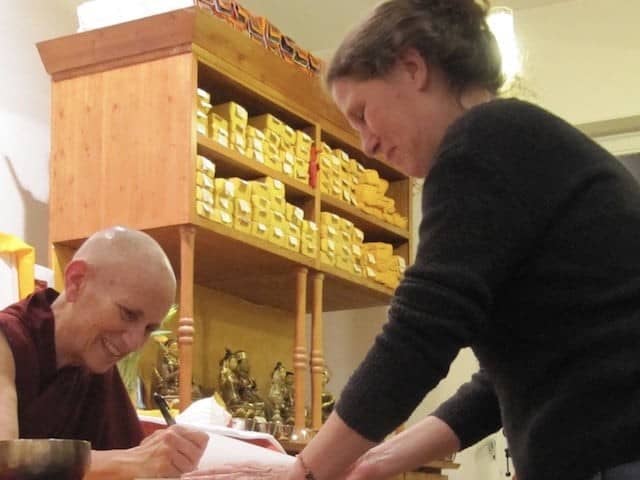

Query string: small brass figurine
154 338 180 398
268 362 287 423
281 370 295 425
321 367 336 423
218 348 268 420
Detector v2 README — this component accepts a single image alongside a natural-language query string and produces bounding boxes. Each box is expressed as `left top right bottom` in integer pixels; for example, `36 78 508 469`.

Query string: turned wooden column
310 272 325 430
293 267 309 431
178 225 196 410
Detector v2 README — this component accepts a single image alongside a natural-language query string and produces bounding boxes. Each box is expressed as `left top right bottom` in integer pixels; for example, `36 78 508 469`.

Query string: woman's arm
287 412 377 480
344 416 460 480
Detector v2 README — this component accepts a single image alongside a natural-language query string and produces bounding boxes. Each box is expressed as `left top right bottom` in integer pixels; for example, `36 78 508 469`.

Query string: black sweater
336 99 640 480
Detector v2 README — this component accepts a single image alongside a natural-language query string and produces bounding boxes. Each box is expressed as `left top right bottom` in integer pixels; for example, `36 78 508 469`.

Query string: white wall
515 0 640 125
0 0 79 264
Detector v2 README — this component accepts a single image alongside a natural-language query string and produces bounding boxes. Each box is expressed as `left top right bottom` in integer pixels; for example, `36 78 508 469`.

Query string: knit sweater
336 99 640 480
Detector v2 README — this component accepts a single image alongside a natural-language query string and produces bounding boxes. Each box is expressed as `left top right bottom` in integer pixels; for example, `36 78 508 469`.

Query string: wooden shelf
40 6 411 416
197 134 315 201
164 220 316 312
198 134 408 244
54 220 393 313
320 193 410 245
186 218 393 312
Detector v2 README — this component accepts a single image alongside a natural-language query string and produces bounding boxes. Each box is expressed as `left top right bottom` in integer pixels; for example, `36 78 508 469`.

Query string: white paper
196 433 294 470
138 413 288 458
181 422 286 454
175 396 232 428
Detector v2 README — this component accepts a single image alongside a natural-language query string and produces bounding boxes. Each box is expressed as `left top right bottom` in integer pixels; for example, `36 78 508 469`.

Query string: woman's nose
361 130 380 157
122 326 147 352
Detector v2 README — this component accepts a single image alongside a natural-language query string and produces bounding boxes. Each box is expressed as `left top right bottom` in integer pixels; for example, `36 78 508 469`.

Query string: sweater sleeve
432 369 501 449
336 141 536 442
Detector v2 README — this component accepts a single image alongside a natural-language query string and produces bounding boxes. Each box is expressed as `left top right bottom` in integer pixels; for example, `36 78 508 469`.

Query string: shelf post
310 272 325 430
293 267 309 431
178 225 196 410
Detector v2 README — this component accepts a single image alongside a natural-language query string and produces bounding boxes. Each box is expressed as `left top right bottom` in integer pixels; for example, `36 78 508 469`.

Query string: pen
153 392 176 426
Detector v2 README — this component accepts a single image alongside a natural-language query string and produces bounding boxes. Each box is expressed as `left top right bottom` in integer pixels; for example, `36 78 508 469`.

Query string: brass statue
268 362 287 423
218 348 268 420
321 367 336 423
281 370 295 425
154 338 180 398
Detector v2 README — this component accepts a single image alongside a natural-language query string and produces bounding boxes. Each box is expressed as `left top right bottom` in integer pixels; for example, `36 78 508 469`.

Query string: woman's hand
343 445 395 480
181 463 291 479
128 425 209 477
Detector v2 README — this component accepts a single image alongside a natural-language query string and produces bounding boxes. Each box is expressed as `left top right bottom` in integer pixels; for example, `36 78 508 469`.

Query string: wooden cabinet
38 7 412 431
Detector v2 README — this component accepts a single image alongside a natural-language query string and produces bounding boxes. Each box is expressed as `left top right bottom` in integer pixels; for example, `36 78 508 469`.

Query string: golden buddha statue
218 348 268 419
154 338 180 398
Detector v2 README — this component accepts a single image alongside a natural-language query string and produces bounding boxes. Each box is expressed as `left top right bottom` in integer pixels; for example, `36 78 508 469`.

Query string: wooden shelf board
320 193 410 245
187 219 394 311
53 223 313 312
188 219 317 311
52 222 395 313
197 134 315 201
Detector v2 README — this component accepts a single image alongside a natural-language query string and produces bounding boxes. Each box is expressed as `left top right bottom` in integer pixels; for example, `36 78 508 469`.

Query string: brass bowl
0 439 91 480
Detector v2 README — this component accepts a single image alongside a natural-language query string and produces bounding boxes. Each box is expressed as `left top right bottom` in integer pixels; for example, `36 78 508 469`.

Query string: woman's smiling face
330 50 454 178
61 259 173 374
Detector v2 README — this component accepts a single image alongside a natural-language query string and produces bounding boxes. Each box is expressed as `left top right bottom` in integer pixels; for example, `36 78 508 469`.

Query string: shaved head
73 226 176 297
54 226 177 371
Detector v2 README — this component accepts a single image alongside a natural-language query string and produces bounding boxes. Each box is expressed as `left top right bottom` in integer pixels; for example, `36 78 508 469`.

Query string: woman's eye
349 107 365 125
119 306 137 322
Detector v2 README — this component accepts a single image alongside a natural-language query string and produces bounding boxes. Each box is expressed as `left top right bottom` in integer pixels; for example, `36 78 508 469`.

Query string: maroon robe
0 289 143 449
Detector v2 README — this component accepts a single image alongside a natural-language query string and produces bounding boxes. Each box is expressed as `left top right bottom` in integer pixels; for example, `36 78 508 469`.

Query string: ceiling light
487 6 522 88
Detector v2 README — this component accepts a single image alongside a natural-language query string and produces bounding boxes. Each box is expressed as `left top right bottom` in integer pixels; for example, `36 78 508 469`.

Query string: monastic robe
0 288 143 449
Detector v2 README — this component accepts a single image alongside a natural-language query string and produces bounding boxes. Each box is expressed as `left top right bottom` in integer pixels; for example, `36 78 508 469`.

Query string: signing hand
129 424 209 477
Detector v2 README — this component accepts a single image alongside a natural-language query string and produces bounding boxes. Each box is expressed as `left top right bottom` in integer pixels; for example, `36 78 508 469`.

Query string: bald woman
0 226 208 479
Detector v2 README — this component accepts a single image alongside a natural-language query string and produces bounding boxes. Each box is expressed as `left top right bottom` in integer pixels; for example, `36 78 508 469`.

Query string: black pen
153 392 176 426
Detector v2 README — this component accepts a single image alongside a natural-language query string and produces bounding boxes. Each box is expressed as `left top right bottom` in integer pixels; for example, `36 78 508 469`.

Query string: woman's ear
398 48 429 91
64 259 88 302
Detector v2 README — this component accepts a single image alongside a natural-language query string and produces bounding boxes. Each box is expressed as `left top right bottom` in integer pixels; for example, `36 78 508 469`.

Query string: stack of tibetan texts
318 143 408 230
195 157 317 257
318 211 405 289
197 88 311 185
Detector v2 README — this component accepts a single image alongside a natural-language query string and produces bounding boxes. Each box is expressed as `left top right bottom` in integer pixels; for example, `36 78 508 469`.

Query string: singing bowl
0 439 91 480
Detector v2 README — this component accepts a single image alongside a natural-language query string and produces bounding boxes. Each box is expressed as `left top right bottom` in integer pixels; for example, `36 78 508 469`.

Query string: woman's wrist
296 454 316 480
